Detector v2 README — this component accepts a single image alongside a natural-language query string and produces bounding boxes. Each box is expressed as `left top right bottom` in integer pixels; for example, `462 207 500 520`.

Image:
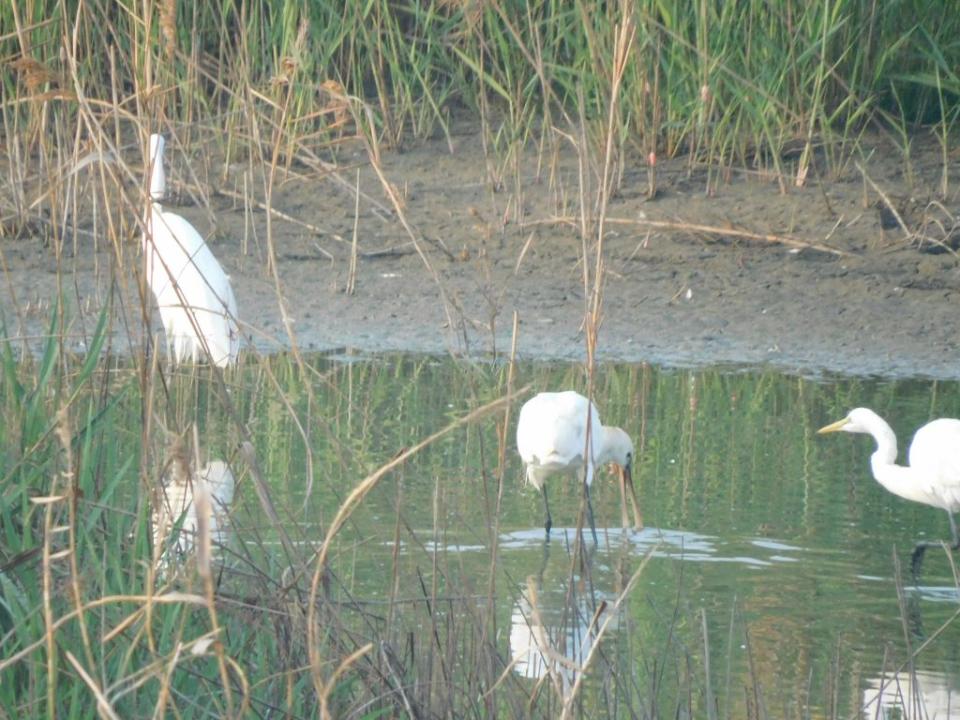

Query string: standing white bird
144 133 239 367
517 391 642 541
818 407 960 574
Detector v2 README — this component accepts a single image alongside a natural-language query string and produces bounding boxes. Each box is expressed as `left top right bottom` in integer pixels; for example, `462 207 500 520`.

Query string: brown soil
3 128 959 378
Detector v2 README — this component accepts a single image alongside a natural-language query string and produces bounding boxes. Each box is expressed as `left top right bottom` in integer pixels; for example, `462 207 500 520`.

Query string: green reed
3 324 959 716
3 0 957 169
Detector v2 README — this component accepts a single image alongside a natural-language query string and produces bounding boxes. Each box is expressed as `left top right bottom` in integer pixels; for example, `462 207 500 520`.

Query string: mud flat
3 129 958 378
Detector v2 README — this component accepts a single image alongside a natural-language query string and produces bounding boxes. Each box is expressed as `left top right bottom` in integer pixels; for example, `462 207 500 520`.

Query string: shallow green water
203 355 960 719
12 353 960 717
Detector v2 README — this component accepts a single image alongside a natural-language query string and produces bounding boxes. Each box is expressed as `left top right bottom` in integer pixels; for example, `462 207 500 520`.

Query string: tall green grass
3 0 957 168
3 322 960 716
2 4 960 712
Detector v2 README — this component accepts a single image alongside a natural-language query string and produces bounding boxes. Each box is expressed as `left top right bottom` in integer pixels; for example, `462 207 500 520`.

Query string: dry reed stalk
189 426 242 717
344 106 469 350
526 214 851 256
739 609 767 720
856 161 954 256
428 487 446 710
305 387 531 715
861 569 960 718
54 407 97 678
701 607 718 720
291 145 395 219
386 474 404 632
0 592 212 673
64 651 122 720
594 12 636 267
159 0 177 61
254 62 306 368
646 32 662 200
245 361 319 510
238 440 299 564
346 169 360 295
525 576 567 701
199 173 347 244
34 404 96 718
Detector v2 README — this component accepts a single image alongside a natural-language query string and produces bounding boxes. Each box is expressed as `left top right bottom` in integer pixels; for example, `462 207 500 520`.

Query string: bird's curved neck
595 424 615 464
866 417 898 466
870 457 931 505
143 199 161 249
864 421 930 504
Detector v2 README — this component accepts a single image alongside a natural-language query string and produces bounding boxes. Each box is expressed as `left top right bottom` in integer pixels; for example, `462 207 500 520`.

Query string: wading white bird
818 407 960 574
144 133 239 366
517 391 642 541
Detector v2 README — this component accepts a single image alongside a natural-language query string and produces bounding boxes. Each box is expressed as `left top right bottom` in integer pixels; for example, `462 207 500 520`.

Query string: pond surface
120 355 960 717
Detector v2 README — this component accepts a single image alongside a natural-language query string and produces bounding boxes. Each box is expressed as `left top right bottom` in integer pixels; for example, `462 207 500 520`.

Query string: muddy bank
3 129 959 378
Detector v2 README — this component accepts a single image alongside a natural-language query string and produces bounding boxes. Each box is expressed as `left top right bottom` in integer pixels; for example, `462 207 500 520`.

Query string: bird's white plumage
819 408 960 514
517 390 641 533
517 391 607 489
144 134 239 367
907 418 960 512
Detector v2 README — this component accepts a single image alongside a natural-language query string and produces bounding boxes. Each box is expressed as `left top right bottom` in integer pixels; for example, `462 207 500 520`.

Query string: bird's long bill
619 464 643 530
817 417 850 434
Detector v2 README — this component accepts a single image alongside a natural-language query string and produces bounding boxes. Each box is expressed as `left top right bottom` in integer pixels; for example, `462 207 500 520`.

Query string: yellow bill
817 417 851 434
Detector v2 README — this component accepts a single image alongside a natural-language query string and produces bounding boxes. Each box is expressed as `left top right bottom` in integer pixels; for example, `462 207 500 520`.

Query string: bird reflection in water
508 540 645 706
509 581 615 698
862 670 960 719
151 426 236 580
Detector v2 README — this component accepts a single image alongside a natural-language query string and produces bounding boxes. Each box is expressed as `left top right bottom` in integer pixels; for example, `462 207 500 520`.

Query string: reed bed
3 0 959 230
2 1 960 717
2 329 960 716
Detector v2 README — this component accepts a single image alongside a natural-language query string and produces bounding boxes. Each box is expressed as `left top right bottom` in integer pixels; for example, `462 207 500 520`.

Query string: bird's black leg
914 513 960 579
539 533 551 578
911 542 932 579
542 485 552 537
585 482 598 545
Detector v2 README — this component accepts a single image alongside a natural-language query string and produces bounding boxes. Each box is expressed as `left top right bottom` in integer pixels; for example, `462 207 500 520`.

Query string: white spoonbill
517 391 642 541
818 407 960 574
144 133 239 367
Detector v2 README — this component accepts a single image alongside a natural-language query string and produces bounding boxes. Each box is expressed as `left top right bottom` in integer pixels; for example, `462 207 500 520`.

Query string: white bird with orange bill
517 391 642 542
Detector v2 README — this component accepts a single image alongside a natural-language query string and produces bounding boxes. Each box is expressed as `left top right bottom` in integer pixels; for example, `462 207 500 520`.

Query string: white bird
144 133 239 367
818 407 960 573
152 454 236 577
517 391 642 541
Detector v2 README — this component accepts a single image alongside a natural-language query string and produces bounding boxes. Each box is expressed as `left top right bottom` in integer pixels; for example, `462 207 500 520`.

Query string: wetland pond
101 354 960 717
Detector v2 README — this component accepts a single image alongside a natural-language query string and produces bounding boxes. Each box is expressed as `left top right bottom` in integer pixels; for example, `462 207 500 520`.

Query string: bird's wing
516 397 545 463
192 243 236 309
517 392 593 466
146 210 206 298
147 208 239 365
189 243 240 364
909 419 960 509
